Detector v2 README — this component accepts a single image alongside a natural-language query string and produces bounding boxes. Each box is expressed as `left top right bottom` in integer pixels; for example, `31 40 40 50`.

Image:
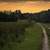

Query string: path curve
36 23 49 50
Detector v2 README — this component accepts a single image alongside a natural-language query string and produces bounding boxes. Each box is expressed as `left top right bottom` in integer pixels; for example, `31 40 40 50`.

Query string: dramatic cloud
0 1 50 13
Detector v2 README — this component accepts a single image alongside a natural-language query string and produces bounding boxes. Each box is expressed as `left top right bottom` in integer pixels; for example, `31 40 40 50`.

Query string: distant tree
14 10 22 20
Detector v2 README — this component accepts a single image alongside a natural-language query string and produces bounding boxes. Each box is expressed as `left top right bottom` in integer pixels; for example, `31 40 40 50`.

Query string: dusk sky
0 0 49 2
0 1 50 13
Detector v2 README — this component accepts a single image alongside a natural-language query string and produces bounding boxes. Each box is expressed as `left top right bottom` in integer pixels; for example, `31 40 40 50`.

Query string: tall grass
0 21 42 50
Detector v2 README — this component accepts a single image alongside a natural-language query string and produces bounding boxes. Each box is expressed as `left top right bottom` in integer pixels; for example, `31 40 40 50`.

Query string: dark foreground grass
0 22 42 50
15 24 42 50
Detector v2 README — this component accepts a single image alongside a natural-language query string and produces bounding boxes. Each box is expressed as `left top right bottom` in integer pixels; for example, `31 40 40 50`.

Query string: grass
17 24 42 50
0 22 17 32
48 30 50 49
8 23 42 50
0 22 42 50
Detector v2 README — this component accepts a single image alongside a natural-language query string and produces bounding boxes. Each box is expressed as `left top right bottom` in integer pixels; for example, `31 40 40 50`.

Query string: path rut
36 23 49 50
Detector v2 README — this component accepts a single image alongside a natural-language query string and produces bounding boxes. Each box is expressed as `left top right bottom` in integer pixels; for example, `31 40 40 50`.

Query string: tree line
0 9 50 22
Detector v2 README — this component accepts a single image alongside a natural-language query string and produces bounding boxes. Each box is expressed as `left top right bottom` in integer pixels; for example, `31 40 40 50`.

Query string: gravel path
36 23 49 50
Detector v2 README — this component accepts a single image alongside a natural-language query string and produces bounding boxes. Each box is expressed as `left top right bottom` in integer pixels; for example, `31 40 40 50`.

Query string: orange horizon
0 1 50 13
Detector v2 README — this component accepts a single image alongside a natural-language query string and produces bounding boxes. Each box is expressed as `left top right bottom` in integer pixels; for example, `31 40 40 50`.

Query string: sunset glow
0 1 50 13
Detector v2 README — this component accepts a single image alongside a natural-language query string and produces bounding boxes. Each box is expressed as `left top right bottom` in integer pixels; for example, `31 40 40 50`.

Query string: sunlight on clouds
0 1 50 13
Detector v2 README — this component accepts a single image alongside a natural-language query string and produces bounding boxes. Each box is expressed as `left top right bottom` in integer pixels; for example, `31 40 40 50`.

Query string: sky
0 0 49 2
0 1 50 13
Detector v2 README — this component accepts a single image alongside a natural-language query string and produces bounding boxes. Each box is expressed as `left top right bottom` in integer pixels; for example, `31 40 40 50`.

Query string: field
15 24 42 50
0 21 43 50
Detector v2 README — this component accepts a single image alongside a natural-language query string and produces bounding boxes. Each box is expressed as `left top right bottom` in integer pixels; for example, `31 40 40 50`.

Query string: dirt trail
36 23 49 50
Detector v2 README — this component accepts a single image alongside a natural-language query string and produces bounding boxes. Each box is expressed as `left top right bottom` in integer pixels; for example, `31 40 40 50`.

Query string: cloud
0 1 50 13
